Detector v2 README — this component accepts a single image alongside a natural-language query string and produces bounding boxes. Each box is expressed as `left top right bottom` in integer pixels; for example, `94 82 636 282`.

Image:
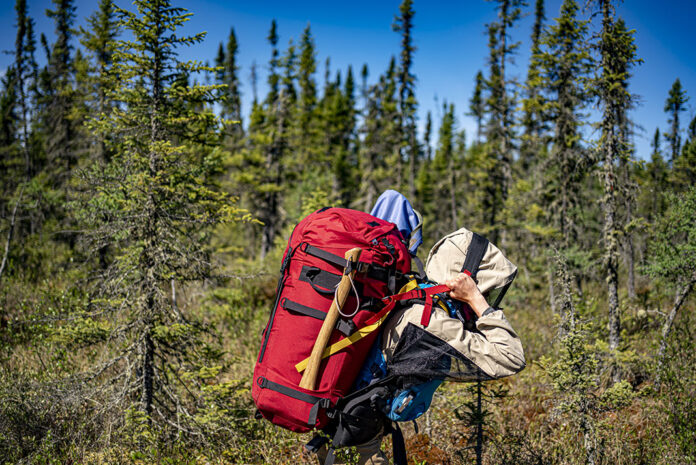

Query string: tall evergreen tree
42 0 79 182
392 0 418 199
216 27 243 144
539 0 592 245
13 0 38 179
593 0 640 356
78 0 236 427
483 0 524 244
519 0 546 174
80 0 118 163
258 20 288 258
469 70 485 145
672 115 696 191
663 78 688 165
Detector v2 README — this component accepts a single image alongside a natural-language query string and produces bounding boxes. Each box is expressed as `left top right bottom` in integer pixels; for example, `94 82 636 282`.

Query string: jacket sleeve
382 304 526 380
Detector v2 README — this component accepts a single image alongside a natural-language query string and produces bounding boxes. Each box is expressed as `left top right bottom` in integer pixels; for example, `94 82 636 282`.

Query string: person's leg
314 434 387 465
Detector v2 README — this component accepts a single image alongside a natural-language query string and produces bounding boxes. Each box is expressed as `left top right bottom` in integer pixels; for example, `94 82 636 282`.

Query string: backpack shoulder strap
461 232 489 281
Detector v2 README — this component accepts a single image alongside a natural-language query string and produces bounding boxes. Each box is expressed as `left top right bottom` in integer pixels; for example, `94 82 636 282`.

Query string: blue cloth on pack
370 190 422 254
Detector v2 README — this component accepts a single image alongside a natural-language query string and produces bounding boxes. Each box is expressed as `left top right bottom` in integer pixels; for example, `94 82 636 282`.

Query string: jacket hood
425 227 517 307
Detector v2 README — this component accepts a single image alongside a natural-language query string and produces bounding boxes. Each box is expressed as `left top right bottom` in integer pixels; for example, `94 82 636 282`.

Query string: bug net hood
425 227 517 308
379 227 524 383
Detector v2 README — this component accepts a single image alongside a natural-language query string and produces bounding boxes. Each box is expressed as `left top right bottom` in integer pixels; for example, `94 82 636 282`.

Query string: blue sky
1 0 695 159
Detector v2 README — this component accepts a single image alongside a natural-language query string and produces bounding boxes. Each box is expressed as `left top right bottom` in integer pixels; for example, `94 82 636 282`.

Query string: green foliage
644 187 696 284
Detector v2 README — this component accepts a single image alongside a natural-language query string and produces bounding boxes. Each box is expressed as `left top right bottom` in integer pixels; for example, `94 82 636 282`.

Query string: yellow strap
295 312 390 373
294 277 449 373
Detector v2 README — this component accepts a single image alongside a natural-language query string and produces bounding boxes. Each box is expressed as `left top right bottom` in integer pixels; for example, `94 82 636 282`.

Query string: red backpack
251 207 411 432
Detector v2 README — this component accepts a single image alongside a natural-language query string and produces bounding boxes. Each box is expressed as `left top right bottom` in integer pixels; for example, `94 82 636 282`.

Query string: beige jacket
381 227 526 380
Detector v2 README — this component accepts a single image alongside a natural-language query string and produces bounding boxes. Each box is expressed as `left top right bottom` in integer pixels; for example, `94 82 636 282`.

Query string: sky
1 0 696 160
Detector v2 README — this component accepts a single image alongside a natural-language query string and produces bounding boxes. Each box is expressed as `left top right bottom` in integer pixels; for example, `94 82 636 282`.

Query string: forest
0 0 695 463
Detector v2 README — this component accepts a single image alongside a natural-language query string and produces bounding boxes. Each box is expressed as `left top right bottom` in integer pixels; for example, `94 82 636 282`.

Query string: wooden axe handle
299 247 362 391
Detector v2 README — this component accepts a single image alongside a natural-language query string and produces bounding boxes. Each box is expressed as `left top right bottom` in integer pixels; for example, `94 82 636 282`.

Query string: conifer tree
673 115 696 190
298 24 318 152
80 0 118 163
593 0 640 355
432 103 457 237
644 128 668 222
13 0 38 179
258 20 287 258
392 0 418 199
663 78 688 165
483 0 523 243
469 70 485 144
539 0 591 245
0 69 21 197
42 0 79 181
359 58 400 210
216 27 243 145
424 110 432 160
645 187 696 369
77 0 237 429
519 0 546 174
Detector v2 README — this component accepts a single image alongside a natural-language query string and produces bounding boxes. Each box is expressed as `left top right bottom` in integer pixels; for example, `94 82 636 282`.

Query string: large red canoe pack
251 207 413 432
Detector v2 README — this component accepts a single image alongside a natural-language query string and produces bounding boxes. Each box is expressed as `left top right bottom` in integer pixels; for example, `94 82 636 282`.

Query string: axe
299 247 362 391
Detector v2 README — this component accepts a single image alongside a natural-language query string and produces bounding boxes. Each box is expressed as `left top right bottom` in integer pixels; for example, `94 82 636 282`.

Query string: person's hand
444 273 490 318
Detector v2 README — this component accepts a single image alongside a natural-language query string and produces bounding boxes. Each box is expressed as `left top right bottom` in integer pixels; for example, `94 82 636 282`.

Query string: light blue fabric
370 190 422 254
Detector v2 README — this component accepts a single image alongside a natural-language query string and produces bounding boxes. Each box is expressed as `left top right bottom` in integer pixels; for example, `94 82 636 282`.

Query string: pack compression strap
294 285 450 373
418 284 451 326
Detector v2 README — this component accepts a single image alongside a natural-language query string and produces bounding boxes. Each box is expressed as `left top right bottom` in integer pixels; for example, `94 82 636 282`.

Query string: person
315 228 525 465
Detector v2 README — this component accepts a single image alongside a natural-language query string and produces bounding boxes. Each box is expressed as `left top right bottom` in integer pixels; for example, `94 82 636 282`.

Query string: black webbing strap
388 422 408 465
303 243 402 284
281 298 357 337
324 447 337 465
461 232 489 280
413 255 426 280
309 398 332 426
304 244 347 268
257 377 322 405
257 377 331 426
305 435 329 454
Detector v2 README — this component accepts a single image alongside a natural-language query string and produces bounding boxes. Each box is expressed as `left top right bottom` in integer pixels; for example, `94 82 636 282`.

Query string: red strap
420 285 450 326
364 284 451 327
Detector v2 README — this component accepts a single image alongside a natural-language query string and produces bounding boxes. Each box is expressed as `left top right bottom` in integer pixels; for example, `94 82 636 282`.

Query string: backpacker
309 227 522 465
251 207 411 432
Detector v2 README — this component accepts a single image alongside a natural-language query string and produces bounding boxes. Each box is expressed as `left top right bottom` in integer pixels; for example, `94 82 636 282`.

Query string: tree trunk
657 276 696 369
141 329 154 415
0 188 23 284
626 235 636 300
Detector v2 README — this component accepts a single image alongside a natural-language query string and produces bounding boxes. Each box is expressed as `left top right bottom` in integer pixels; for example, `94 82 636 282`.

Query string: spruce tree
258 20 286 258
298 24 318 153
432 103 457 237
593 0 640 356
216 27 243 145
469 70 485 145
392 0 418 199
43 0 79 181
645 128 668 222
77 0 237 429
663 78 688 165
483 0 524 243
13 0 38 179
79 0 118 163
672 115 696 190
519 0 547 174
539 0 591 245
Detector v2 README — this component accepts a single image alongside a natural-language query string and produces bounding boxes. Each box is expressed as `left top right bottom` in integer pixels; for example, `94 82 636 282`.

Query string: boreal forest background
1 0 695 463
